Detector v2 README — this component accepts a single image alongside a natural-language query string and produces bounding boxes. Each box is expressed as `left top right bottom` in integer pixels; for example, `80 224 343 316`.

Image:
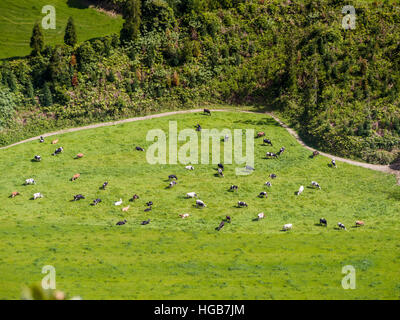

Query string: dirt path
1 108 399 183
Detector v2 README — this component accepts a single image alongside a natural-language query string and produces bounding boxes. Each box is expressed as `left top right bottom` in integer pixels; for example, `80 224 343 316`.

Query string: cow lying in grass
186 192 197 198
33 193 43 200
311 181 321 189
196 200 206 208
52 147 63 156
10 191 20 198
73 194 85 201
282 223 292 231
238 201 248 207
25 178 36 185
33 155 41 162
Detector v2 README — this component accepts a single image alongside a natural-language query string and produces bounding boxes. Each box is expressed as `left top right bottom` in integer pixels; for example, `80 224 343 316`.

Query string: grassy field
0 111 399 299
0 0 122 59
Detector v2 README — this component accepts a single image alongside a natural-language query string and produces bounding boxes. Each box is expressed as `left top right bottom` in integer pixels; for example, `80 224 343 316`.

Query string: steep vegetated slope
0 0 399 164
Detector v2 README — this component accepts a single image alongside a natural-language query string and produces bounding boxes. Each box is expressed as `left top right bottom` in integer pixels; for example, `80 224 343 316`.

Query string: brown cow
10 191 20 198
355 220 365 227
76 153 84 159
71 173 80 181
257 132 265 138
52 139 59 144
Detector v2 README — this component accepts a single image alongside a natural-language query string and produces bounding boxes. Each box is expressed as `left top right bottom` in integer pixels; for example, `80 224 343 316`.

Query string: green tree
64 17 77 47
120 0 142 44
30 22 44 55
0 86 16 129
42 82 53 106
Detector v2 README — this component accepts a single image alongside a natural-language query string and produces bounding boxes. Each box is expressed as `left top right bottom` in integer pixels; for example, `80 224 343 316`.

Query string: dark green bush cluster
0 0 399 164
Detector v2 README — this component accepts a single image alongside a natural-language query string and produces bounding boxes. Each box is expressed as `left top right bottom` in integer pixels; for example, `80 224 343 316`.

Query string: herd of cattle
9 109 364 231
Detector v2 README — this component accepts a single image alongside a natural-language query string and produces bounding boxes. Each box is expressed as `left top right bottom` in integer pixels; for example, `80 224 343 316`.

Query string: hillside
0 111 399 299
0 0 399 165
0 0 122 59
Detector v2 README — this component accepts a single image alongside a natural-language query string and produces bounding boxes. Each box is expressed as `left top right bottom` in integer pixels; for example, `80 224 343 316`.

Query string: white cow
282 223 292 231
257 212 265 220
114 199 123 206
33 193 43 200
196 200 206 208
25 178 36 185
179 213 190 219
186 192 197 198
297 185 304 196
185 165 194 170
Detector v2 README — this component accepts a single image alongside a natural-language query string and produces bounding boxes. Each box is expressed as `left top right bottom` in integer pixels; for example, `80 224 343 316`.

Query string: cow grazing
144 207 152 212
116 220 127 226
257 132 265 138
102 182 108 190
265 181 272 187
33 193 43 200
278 147 285 155
185 165 194 170
331 159 337 168
311 181 321 189
76 153 84 159
203 108 211 115
91 198 101 206
141 219 151 225
196 200 206 208
179 213 190 219
218 163 224 170
33 155 41 162
195 124 202 132
136 146 145 151
217 221 225 231
257 212 265 220
131 194 139 201
169 180 178 188
114 199 123 206
270 173 277 179
122 206 130 212
10 191 20 198
71 173 80 181
218 168 224 177
238 201 248 207
297 185 304 196
266 152 278 158
338 222 346 230
25 178 36 185
39 136 44 143
320 218 327 226
226 216 231 223
312 151 320 158
186 192 197 198
51 139 59 145
146 201 153 207
263 138 272 146
258 191 267 198
73 194 85 201
52 147 63 156
282 223 293 231
355 220 365 227
230 185 238 191
169 174 178 180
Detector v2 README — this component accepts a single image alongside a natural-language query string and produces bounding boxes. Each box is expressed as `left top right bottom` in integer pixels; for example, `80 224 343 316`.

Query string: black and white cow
258 191 267 198
102 182 108 190
320 218 327 226
73 194 85 201
270 173 277 179
266 152 278 158
218 168 224 177
204 108 211 115
217 221 225 231
263 138 273 146
238 201 248 207
34 155 41 162
196 200 206 208
52 147 63 156
91 198 101 206
141 219 151 225
116 220 127 226
278 147 285 155
218 163 224 170
230 185 239 191
169 174 178 181
311 181 321 189
338 222 346 230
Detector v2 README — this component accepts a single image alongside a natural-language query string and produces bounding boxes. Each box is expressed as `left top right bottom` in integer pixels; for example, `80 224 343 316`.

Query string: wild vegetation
0 0 399 164
0 112 399 299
